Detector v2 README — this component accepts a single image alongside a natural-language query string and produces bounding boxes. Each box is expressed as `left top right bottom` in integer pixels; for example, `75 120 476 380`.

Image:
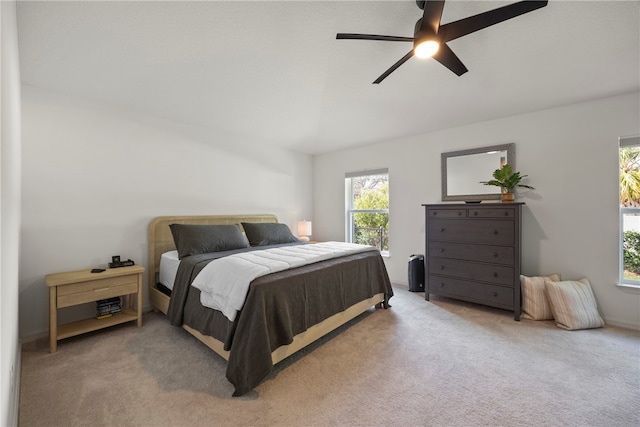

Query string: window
619 135 640 285
345 169 389 254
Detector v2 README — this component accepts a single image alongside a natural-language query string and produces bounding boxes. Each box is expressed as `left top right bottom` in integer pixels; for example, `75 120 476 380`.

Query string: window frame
619 135 640 287
345 168 389 255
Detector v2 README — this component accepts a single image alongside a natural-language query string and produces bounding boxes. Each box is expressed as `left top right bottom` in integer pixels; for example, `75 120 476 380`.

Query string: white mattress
159 250 180 290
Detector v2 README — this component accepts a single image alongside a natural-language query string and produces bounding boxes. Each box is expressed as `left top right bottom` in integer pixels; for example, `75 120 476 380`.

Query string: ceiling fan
336 0 548 84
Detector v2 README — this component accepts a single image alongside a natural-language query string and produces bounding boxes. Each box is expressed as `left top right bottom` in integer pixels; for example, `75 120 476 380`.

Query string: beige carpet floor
19 285 640 427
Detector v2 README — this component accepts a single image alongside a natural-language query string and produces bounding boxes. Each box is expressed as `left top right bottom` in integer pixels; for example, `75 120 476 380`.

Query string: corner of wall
1 1 22 426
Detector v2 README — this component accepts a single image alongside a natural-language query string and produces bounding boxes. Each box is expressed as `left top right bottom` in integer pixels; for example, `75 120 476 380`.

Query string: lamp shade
297 221 312 241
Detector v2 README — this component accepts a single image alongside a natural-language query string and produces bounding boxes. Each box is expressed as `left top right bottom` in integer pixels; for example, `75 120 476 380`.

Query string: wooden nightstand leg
136 274 142 328
49 287 57 353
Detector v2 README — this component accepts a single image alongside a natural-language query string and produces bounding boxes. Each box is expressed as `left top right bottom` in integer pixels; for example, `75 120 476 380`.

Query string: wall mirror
441 143 515 202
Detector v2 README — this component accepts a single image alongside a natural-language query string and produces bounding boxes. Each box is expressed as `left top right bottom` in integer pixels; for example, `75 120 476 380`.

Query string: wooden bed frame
148 214 384 365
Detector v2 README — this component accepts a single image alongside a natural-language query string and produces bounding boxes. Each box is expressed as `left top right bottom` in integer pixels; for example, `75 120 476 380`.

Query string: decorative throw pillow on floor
544 277 605 330
520 274 560 320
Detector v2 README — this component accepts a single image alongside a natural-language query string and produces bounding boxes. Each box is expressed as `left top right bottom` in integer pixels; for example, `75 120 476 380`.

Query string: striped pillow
521 274 560 320
544 278 605 330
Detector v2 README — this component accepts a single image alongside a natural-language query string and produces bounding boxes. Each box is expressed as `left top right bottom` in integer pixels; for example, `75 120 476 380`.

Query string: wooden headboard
148 214 278 289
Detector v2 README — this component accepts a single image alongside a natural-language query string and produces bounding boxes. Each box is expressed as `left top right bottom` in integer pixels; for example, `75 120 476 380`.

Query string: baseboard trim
602 317 640 331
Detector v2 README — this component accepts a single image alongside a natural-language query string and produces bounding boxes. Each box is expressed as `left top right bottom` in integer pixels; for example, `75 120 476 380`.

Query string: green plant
619 146 640 207
623 230 640 275
480 164 534 193
353 179 389 251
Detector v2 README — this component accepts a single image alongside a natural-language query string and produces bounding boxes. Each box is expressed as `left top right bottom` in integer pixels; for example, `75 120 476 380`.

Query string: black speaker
408 254 425 292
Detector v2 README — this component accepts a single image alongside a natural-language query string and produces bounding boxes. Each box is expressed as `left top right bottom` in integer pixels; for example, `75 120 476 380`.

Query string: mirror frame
441 143 515 202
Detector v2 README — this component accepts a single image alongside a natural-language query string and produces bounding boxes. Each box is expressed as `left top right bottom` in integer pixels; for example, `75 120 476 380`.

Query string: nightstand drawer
57 274 138 296
57 281 138 308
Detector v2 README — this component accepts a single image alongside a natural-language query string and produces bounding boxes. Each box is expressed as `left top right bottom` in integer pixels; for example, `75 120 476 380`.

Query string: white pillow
544 278 605 330
520 274 560 320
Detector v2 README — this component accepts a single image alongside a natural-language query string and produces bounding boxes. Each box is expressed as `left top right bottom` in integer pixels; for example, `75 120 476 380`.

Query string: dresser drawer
428 208 467 218
428 219 515 245
428 258 514 286
469 207 515 218
428 275 514 309
429 242 514 265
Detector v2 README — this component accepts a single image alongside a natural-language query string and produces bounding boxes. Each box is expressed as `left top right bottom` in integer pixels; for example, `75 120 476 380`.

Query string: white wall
1 1 22 425
19 86 313 340
314 92 640 329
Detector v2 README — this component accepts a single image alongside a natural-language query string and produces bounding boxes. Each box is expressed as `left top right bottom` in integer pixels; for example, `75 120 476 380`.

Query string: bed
148 214 393 396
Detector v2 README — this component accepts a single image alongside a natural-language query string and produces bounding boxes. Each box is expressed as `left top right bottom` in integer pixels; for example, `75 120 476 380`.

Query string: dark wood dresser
423 203 523 320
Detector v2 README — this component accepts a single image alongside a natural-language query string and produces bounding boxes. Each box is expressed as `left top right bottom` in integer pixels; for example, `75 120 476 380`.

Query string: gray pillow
169 224 248 259
241 222 299 246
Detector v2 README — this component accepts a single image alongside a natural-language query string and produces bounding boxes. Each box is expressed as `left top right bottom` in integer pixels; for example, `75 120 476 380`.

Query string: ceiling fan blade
373 51 414 84
432 43 468 76
336 33 414 42
438 0 548 42
419 0 445 34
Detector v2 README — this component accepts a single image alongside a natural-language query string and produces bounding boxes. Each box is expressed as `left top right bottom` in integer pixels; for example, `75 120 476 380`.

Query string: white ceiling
16 0 640 155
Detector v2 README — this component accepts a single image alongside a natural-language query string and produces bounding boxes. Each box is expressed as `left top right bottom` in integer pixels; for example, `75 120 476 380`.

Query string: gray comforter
166 243 393 396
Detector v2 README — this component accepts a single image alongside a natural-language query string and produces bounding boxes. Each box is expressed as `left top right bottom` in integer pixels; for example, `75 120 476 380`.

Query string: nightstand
45 265 144 352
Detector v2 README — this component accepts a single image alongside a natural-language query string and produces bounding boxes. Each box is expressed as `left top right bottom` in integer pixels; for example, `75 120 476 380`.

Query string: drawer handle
94 287 110 292
440 283 445 288
440 265 445 270
493 252 498 258
493 292 498 297
441 228 445 232
458 212 462 216
440 248 445 253
504 212 509 216
493 272 498 278
473 211 478 216
433 212 438 216
493 230 499 235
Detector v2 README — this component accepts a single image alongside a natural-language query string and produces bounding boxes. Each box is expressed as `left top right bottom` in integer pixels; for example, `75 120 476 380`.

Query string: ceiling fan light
414 40 439 58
